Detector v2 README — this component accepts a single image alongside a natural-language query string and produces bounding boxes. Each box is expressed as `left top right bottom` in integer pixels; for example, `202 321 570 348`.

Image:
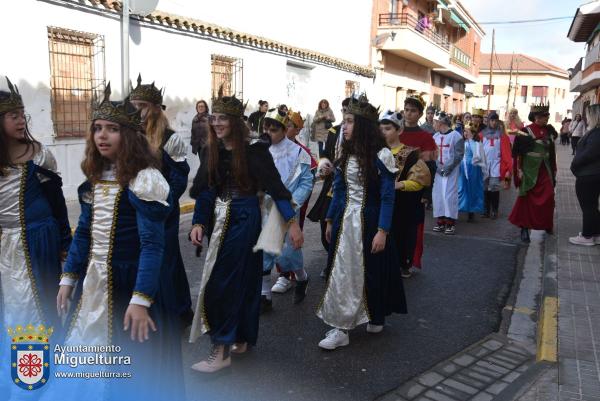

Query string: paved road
174 184 523 401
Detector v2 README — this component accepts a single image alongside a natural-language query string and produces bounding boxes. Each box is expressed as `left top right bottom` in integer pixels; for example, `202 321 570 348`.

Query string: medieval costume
471 108 487 136
432 112 464 235
0 82 71 323
130 75 192 326
0 78 71 397
480 113 512 219
307 124 344 254
317 96 406 350
509 104 557 241
58 91 175 401
188 94 296 360
0 79 72 401
507 108 525 146
458 127 486 217
399 120 437 269
261 109 313 304
391 144 430 275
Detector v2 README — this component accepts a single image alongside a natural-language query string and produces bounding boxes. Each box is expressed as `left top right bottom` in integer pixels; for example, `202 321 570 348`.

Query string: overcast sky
460 0 587 70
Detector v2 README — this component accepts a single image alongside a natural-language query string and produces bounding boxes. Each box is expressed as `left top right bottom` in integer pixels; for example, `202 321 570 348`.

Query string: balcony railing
451 46 471 69
584 42 600 70
571 57 583 75
378 13 450 50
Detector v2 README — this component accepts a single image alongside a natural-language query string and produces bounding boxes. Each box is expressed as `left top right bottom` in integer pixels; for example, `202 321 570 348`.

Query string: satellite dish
129 0 159 15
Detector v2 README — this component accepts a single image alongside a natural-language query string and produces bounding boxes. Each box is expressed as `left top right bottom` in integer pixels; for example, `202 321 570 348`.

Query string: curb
536 231 558 363
180 201 195 215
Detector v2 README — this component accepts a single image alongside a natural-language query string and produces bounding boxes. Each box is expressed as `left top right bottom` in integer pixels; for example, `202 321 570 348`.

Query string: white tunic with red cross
481 128 502 178
432 129 463 219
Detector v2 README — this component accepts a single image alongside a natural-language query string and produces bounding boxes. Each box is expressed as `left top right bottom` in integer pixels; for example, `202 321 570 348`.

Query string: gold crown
405 94 426 111
0 77 24 115
464 123 475 131
288 108 304 129
264 107 290 128
472 108 485 117
129 74 164 106
347 94 380 122
530 102 550 114
7 324 54 343
211 85 247 117
92 83 142 129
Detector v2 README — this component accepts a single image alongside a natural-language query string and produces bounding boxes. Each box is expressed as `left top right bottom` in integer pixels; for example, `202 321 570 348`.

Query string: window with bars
521 85 528 103
48 27 105 138
345 80 360 97
211 55 243 101
532 86 548 104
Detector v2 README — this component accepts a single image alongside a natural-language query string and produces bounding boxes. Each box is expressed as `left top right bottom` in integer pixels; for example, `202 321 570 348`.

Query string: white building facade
1 0 375 198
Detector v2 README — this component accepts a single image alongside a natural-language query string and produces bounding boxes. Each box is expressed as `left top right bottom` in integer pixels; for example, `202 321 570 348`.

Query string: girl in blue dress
317 95 406 350
55 85 175 401
458 123 486 221
0 77 71 399
188 90 303 373
130 74 192 326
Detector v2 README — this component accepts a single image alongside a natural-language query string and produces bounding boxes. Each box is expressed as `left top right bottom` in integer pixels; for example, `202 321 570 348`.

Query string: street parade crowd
0 73 572 400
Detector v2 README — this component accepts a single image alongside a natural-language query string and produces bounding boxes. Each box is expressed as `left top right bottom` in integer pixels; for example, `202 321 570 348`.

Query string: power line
478 16 571 25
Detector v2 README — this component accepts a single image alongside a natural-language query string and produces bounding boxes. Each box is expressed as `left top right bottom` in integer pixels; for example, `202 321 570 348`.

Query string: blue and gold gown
159 130 191 321
0 145 71 398
458 139 485 213
188 142 295 346
57 166 174 401
317 148 407 329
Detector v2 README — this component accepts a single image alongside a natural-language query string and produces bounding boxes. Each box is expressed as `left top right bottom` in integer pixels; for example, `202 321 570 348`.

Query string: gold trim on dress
18 163 45 323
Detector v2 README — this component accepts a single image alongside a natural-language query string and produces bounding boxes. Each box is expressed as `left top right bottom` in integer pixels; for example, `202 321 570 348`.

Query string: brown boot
191 344 231 373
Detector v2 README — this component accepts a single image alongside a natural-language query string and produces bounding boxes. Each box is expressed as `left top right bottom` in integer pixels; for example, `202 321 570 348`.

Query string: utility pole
512 57 520 108
505 53 514 119
121 0 130 97
486 29 495 114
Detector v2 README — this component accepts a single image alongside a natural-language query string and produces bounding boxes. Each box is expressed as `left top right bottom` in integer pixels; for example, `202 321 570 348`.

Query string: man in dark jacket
569 104 600 246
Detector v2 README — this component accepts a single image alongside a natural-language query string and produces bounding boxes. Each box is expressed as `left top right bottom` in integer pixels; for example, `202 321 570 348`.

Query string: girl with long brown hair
317 95 406 350
55 84 179 401
0 78 71 398
188 91 303 373
130 74 193 329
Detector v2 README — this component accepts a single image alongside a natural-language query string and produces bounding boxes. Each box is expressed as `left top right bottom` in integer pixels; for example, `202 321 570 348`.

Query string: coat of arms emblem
8 324 53 391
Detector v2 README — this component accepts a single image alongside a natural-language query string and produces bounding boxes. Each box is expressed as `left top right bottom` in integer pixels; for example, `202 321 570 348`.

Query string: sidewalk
519 144 600 400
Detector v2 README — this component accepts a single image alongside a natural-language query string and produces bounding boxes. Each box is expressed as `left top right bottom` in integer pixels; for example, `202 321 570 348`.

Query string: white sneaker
569 233 595 247
318 328 349 350
271 276 292 293
366 323 383 333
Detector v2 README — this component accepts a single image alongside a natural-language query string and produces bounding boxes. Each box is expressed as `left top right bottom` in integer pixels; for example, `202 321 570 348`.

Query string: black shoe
520 228 530 243
467 213 475 223
481 211 490 218
260 295 272 314
293 278 309 304
490 211 498 220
